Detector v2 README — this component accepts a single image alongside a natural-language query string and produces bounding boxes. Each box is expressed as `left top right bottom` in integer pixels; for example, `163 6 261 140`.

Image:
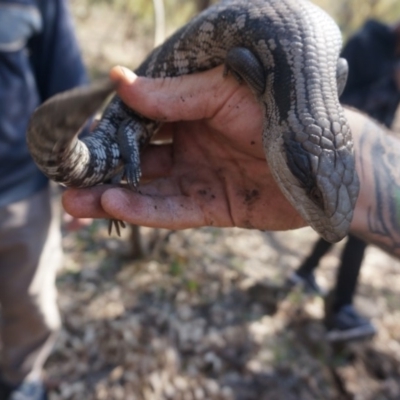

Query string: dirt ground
44 3 400 399
47 223 400 400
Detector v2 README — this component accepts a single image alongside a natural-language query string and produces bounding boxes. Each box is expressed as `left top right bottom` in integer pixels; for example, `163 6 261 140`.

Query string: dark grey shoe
287 271 325 296
325 304 376 342
0 379 15 400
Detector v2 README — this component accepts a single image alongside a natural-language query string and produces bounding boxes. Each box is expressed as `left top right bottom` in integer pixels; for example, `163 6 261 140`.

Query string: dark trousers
0 187 62 385
297 234 367 311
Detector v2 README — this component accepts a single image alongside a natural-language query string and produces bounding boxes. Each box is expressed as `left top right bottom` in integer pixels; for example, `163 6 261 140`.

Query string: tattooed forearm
348 108 400 257
367 128 400 246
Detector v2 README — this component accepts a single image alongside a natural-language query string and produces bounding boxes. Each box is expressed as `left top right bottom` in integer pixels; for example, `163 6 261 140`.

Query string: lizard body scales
27 0 360 242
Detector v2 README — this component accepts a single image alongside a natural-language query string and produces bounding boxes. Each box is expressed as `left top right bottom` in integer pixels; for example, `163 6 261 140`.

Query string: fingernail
110 66 137 84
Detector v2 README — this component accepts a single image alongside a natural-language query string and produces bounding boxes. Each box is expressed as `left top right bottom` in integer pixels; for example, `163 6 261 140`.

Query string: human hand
62 66 305 231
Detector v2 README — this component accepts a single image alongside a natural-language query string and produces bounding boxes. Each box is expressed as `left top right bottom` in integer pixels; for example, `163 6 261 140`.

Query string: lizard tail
27 80 121 187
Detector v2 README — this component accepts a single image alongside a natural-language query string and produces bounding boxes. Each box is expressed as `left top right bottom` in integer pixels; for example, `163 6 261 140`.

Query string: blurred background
48 0 400 399
69 0 400 75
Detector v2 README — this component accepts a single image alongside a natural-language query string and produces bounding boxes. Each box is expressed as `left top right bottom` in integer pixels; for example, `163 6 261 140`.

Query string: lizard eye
309 186 324 209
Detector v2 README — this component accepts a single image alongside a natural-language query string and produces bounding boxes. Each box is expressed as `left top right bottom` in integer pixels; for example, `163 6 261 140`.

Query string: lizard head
263 117 360 243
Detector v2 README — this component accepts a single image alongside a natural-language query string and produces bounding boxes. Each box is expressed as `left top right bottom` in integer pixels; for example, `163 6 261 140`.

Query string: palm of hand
63 66 305 231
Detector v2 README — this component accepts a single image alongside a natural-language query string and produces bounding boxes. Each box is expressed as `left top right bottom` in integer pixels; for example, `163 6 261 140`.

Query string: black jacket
341 19 400 128
0 0 87 207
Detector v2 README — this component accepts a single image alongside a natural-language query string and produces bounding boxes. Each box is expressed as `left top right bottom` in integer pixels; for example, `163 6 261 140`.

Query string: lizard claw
108 219 126 236
106 173 128 236
124 163 142 189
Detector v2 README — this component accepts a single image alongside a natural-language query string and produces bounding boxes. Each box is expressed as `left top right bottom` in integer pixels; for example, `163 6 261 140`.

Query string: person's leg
332 235 368 311
296 237 333 276
0 187 62 389
325 234 376 342
288 237 333 295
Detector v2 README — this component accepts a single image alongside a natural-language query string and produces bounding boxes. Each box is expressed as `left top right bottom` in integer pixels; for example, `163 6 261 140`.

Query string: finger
101 188 209 229
109 65 240 122
62 186 113 219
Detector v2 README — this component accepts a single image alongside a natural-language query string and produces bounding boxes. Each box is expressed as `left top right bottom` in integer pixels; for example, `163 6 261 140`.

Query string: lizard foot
107 117 149 235
117 118 147 189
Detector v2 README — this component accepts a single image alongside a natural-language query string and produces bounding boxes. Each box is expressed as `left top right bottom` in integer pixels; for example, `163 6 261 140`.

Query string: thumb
109 65 239 122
